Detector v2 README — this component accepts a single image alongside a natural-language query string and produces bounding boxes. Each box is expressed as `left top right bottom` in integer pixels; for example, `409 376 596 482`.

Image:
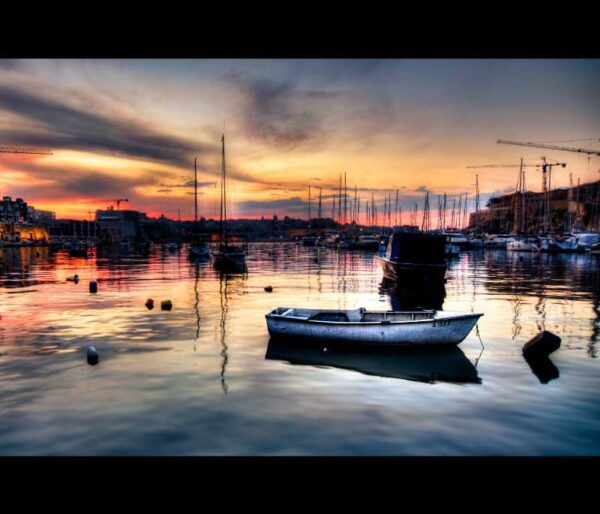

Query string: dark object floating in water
264 286 273 292
523 331 561 384
67 274 79 283
87 346 99 365
145 298 154 309
89 280 98 293
523 330 561 358
161 299 173 311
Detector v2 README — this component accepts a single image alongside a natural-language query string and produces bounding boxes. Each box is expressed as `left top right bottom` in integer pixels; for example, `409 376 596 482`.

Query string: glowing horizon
1 59 599 222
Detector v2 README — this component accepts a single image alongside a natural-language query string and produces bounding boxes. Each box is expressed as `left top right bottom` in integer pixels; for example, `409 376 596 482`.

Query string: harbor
1 58 599 457
0 241 599 454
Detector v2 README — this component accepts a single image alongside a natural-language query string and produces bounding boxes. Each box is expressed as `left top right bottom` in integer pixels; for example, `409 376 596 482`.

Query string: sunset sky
1 59 599 222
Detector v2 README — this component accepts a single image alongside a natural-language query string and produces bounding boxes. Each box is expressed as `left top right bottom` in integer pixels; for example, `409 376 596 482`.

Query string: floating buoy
523 330 561 358
145 298 154 310
264 285 273 293
161 299 173 311
89 280 98 293
87 346 99 365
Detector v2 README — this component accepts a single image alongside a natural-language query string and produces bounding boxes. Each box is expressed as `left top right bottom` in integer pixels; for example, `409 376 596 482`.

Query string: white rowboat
266 307 483 346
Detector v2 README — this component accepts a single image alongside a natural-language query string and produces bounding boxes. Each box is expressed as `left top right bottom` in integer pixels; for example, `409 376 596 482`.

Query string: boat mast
475 174 480 235
194 157 198 233
220 134 227 247
308 185 311 229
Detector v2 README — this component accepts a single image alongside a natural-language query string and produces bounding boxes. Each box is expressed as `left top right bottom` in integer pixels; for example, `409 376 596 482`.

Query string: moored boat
507 239 540 252
484 234 515 248
266 307 482 346
377 228 447 282
301 236 317 247
211 133 247 270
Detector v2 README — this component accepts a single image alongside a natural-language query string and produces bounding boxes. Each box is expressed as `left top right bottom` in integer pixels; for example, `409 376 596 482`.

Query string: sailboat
211 134 247 270
189 157 210 258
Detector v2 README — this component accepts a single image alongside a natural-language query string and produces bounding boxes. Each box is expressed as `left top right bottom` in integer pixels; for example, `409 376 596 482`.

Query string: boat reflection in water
380 277 446 311
265 339 480 385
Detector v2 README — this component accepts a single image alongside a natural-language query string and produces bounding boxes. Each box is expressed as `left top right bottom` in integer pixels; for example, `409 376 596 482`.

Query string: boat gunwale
266 311 483 326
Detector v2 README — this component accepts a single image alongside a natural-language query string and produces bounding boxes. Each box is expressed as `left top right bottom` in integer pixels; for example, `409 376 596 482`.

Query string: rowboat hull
378 257 447 283
266 309 482 347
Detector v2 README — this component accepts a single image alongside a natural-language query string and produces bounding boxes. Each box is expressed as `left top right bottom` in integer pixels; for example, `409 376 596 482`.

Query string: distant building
468 179 600 233
0 222 49 244
1 196 29 223
27 206 56 223
96 207 147 242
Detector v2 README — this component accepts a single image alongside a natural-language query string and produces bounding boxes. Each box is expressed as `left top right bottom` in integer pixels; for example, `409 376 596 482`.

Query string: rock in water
161 300 173 311
145 298 154 310
522 331 561 358
89 281 98 293
87 346 99 365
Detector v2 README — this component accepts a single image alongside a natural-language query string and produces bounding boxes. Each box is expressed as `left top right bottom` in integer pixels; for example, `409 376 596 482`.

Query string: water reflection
524 352 560 384
380 278 446 311
1 242 600 455
265 339 481 385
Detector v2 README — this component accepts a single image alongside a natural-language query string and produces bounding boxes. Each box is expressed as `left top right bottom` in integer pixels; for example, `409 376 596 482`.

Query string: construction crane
0 146 53 155
467 159 566 194
467 158 567 233
497 139 600 157
91 198 129 210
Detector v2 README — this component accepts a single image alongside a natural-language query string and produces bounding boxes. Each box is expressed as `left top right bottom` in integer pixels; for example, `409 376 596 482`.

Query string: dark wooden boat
377 228 447 282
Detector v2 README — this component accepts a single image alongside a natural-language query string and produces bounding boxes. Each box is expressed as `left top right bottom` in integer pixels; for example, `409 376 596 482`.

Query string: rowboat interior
271 307 438 323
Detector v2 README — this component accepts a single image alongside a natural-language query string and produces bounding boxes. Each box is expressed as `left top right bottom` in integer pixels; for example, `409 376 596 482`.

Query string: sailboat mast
308 185 311 228
220 134 227 246
194 157 198 231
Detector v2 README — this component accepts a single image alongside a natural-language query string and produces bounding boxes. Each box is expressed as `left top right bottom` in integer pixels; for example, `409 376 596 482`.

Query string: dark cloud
0 84 213 169
3 160 156 202
230 76 324 148
237 196 308 214
0 60 23 70
160 179 217 188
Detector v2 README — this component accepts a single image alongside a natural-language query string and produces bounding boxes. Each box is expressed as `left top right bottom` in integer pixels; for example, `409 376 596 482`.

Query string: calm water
0 243 599 455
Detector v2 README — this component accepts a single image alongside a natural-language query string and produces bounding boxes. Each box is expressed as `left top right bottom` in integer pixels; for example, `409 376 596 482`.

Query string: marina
0 242 599 455
0 58 599 458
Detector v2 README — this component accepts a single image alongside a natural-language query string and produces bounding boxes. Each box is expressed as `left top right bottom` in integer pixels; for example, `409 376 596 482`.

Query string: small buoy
87 346 99 365
161 299 173 311
89 280 98 293
264 285 273 292
323 347 328 353
523 330 561 358
145 298 154 310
